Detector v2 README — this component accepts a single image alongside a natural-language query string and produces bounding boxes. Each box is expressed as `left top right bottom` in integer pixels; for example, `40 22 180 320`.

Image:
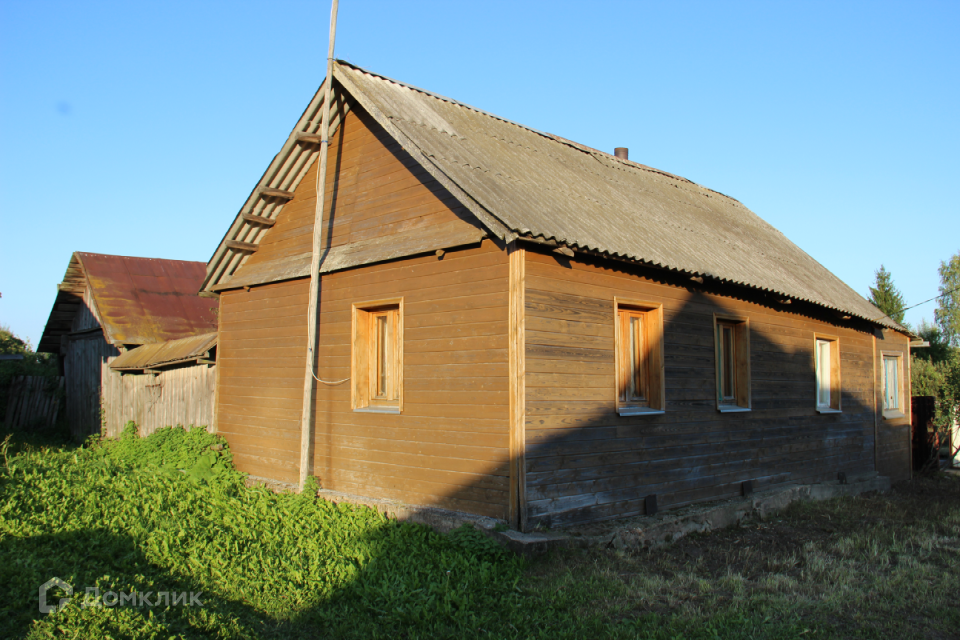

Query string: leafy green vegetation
0 324 61 427
0 325 31 356
2 425 958 639
935 250 960 347
910 250 960 462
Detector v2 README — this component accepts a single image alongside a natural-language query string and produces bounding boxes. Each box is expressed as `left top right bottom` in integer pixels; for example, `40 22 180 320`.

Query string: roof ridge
76 251 206 265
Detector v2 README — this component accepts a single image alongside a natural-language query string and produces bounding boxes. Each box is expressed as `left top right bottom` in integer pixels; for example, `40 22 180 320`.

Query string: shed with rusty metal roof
38 252 218 439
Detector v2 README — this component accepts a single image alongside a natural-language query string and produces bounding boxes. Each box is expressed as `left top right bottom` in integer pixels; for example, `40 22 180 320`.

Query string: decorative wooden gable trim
201 83 354 292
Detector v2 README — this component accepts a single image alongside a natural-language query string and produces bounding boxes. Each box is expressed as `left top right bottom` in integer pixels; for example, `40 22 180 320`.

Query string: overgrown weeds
2 424 958 639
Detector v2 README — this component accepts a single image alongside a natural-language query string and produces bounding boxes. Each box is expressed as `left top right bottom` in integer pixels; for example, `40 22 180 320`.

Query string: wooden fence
4 376 64 429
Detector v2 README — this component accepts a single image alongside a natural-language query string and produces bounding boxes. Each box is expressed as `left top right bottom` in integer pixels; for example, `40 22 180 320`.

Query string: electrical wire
871 284 960 322
312 370 349 385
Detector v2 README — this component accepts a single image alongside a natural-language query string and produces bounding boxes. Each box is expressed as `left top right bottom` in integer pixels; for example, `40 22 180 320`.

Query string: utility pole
299 0 340 489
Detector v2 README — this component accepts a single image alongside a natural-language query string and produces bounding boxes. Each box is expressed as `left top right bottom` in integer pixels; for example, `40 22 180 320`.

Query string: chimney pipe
614 147 628 160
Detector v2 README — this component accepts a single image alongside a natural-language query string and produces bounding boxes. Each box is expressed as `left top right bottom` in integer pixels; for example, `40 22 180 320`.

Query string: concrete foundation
246 474 890 557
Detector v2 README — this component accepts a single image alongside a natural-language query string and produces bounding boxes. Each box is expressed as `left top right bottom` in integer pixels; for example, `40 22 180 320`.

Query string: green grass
1 424 957 639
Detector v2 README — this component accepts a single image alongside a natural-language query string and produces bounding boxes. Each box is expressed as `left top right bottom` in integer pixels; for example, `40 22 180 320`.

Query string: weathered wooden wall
216 101 509 518
523 248 886 528
311 240 510 519
217 278 308 483
237 106 481 272
101 364 217 438
74 285 103 332
216 241 511 518
3 376 64 429
875 328 911 483
60 290 110 439
62 331 118 440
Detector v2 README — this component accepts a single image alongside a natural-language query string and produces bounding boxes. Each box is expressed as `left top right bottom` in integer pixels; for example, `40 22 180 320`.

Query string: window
714 315 750 412
882 353 903 418
615 299 664 415
815 334 841 412
352 299 403 413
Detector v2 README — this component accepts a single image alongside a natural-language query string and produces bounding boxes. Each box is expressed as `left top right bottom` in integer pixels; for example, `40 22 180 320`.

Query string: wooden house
38 253 218 439
201 62 915 530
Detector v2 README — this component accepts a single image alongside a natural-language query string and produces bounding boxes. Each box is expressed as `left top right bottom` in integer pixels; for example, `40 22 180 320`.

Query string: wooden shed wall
101 364 217 439
62 331 118 440
875 328 911 483
217 278 308 484
523 249 885 528
72 286 103 333
312 240 510 519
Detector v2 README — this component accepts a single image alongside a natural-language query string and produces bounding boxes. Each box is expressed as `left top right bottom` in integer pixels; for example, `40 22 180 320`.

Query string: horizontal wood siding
217 279 308 483
101 364 216 438
312 240 510 519
875 329 911 483
232 104 482 279
523 249 885 528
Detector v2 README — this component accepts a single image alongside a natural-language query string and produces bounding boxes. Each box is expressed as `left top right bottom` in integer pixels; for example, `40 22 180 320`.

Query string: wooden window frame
713 314 751 412
352 298 403 414
881 351 904 419
614 298 665 416
814 333 842 413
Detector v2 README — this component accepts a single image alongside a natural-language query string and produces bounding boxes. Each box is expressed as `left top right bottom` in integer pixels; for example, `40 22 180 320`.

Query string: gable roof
38 252 218 353
203 61 903 332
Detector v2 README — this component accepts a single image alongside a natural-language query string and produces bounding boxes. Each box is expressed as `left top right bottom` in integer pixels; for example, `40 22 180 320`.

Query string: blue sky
1 0 958 347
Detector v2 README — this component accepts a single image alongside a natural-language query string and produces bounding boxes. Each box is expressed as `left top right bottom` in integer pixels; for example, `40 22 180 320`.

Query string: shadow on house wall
429 247 909 530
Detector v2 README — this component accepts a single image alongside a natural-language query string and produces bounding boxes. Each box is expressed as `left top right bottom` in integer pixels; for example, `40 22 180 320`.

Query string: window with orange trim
714 315 750 412
353 300 403 413
615 300 664 415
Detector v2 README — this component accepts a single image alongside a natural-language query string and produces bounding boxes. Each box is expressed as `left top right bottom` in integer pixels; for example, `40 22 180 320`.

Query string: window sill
718 405 751 413
817 408 842 414
618 407 665 417
354 406 401 415
882 410 905 420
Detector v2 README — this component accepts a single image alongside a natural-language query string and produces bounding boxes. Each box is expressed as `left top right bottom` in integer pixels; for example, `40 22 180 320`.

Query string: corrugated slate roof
201 60 902 332
110 332 217 371
334 62 901 331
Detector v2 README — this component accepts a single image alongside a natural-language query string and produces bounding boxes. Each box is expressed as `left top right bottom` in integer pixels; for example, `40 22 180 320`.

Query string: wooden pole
299 0 339 489
508 241 526 531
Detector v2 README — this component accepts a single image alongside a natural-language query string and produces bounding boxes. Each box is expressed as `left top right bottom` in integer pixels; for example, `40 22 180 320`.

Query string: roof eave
517 234 911 335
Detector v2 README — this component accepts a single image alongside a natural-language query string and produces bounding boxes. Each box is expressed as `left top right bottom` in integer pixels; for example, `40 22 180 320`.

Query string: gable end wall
215 102 511 516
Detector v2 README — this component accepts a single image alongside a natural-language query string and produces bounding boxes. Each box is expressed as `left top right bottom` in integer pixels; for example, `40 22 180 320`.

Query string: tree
913 319 951 364
0 324 30 355
934 251 960 347
911 252 960 470
868 265 906 324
